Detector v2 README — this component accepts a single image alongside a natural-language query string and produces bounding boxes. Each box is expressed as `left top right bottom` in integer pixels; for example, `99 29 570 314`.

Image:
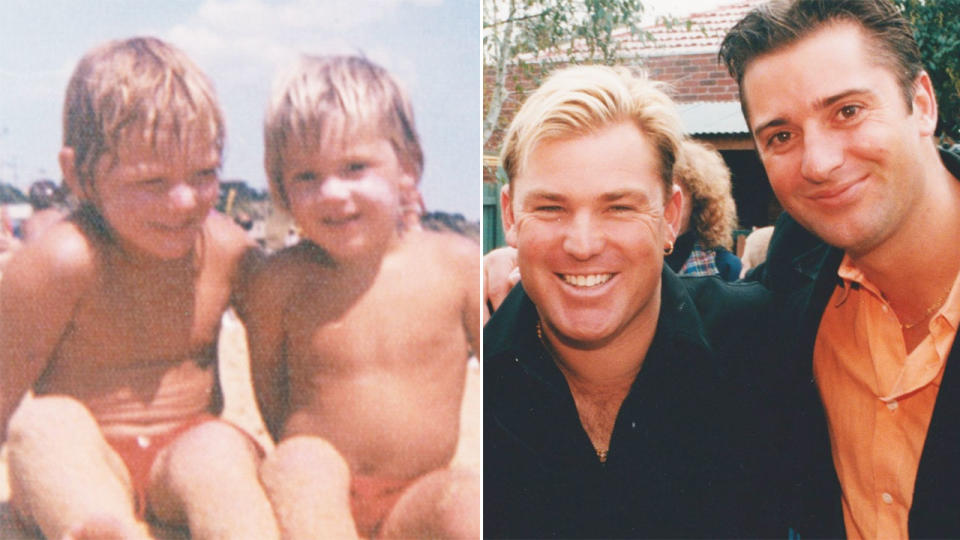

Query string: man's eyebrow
752 117 788 137
522 189 565 201
814 88 872 110
601 190 650 203
752 88 873 136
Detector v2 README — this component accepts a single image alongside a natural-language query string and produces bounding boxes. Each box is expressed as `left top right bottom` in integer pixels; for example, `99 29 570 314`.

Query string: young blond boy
0 37 278 539
247 55 481 539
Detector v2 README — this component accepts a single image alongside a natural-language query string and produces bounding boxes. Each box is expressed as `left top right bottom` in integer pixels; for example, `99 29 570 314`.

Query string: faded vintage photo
0 2 480 538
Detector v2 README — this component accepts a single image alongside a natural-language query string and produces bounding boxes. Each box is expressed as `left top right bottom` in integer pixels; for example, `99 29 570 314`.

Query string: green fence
483 182 506 254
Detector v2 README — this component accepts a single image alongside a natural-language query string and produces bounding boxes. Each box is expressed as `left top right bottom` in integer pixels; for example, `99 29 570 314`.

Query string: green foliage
485 0 648 67
895 0 960 142
483 0 650 146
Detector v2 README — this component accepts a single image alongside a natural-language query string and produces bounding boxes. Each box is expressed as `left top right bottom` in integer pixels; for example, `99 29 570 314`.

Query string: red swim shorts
350 473 419 538
104 415 261 519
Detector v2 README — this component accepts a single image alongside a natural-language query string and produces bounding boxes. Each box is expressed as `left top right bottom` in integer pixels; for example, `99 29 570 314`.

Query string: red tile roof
626 0 768 56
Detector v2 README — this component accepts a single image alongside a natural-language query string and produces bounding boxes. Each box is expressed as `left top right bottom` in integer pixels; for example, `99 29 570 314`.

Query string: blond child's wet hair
500 65 685 200
263 55 424 212
63 37 224 196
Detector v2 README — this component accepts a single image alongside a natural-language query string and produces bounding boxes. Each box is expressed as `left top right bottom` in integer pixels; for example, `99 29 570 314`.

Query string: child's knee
261 436 351 495
425 467 481 520
7 395 99 451
161 421 259 485
383 468 481 539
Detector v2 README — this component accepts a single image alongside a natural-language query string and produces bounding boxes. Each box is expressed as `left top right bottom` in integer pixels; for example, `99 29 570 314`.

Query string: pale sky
0 0 480 220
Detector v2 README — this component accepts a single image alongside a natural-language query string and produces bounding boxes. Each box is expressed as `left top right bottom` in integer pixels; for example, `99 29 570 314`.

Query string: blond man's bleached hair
673 139 739 250
63 36 224 195
500 64 685 198
263 55 424 210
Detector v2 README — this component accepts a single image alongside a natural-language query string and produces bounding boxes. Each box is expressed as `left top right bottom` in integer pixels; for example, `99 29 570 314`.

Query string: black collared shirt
484 268 779 538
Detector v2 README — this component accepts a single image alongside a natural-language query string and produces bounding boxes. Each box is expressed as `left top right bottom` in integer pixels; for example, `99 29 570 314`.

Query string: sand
0 312 482 538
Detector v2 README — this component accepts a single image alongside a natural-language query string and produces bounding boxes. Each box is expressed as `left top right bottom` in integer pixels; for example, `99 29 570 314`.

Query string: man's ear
500 183 518 247
912 70 938 137
663 184 683 243
59 147 87 200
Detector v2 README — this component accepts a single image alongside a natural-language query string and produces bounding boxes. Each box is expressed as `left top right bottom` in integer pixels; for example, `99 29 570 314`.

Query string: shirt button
882 492 894 504
136 435 151 449
886 401 899 411
882 304 889 313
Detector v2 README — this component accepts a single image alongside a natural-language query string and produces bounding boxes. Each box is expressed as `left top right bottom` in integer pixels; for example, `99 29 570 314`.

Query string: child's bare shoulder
24 218 97 278
1 217 99 302
409 229 479 270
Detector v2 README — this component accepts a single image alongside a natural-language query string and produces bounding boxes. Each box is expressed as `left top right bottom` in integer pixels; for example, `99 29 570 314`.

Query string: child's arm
0 227 92 444
221 213 267 317
455 237 482 358
241 259 292 442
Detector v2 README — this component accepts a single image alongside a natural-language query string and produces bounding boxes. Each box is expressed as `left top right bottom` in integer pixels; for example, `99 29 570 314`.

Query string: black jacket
483 268 780 538
753 148 960 537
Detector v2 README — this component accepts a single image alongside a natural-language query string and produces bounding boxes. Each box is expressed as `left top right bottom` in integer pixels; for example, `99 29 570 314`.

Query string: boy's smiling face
84 128 221 261
280 135 413 261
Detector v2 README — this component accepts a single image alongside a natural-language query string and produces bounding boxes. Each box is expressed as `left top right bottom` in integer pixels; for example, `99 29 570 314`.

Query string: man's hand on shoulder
484 246 519 323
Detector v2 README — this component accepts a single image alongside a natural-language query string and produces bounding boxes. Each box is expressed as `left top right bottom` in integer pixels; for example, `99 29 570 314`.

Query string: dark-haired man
720 0 960 536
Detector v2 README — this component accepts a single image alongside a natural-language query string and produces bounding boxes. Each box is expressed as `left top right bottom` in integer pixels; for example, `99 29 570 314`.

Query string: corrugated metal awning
678 101 749 136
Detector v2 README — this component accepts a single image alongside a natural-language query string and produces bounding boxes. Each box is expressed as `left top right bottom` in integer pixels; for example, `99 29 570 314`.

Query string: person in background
21 179 68 243
665 139 742 281
739 225 774 278
0 205 20 279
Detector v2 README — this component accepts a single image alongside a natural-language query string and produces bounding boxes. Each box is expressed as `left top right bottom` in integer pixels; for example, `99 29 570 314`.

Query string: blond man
484 64 776 537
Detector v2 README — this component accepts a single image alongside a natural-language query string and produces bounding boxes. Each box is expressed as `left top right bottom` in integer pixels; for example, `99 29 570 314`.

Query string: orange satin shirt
813 256 960 539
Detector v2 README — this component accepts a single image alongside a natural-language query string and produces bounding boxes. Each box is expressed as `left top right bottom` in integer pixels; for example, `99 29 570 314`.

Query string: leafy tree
483 0 652 147
896 0 960 143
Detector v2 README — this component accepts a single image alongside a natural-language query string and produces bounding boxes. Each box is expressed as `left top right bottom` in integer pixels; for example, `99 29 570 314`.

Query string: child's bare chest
62 262 231 365
285 266 465 370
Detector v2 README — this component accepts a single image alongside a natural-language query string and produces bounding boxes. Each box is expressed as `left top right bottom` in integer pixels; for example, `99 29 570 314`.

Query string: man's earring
664 242 674 255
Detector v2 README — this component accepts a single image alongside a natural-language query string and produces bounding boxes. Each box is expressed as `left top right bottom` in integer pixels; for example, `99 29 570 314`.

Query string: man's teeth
563 274 612 287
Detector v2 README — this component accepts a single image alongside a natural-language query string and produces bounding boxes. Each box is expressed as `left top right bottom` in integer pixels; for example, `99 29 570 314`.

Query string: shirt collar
483 266 713 375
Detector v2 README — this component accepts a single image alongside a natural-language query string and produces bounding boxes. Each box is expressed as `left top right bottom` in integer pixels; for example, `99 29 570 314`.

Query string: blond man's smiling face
502 121 680 348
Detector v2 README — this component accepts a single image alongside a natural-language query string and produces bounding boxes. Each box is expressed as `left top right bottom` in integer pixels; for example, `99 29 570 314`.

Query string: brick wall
483 52 740 183
643 52 739 102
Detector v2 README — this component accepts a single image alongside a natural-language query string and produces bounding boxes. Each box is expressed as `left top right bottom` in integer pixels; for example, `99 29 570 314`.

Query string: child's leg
5 395 148 540
259 435 357 539
378 467 481 539
147 420 278 540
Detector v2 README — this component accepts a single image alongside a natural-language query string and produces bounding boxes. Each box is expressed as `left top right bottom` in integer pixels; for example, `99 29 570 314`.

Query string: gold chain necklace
536 320 610 463
899 289 951 330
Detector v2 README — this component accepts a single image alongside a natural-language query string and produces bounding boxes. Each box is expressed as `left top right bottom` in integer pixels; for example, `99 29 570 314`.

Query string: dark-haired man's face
742 22 937 258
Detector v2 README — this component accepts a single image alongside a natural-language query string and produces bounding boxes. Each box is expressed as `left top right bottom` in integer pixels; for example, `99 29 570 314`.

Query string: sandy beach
0 311 482 538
